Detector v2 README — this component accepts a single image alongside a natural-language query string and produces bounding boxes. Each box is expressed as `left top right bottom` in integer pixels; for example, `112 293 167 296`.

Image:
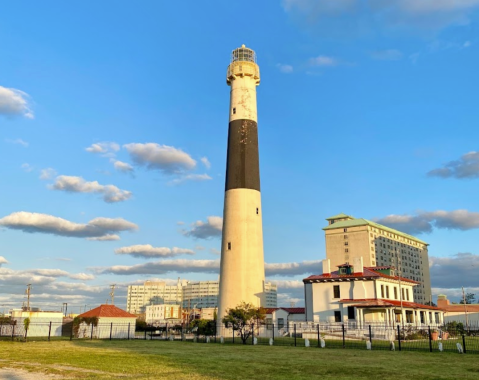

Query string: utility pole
110 284 116 305
462 287 469 329
25 284 32 311
63 302 68 317
396 258 404 327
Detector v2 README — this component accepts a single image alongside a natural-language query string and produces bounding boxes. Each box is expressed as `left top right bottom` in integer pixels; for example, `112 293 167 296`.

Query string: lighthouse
218 45 265 323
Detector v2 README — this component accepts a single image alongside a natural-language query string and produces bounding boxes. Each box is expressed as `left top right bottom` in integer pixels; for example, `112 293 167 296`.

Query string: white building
10 309 64 337
127 279 277 315
76 305 136 339
304 258 444 326
437 295 479 324
145 304 181 325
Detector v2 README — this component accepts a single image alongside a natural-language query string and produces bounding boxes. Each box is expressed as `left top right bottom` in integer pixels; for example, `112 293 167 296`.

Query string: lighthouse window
256 208 259 215
227 242 231 250
232 108 236 114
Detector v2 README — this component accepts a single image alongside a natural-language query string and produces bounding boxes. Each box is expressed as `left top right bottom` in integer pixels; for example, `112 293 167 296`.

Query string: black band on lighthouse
225 119 260 191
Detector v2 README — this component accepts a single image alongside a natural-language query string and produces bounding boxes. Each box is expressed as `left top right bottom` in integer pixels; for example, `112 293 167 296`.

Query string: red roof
303 267 418 284
264 307 305 315
340 298 443 311
78 305 137 318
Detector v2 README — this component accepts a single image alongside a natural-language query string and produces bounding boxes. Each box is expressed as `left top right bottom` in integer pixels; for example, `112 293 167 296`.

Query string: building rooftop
264 307 305 315
322 217 428 245
303 267 419 284
325 213 352 220
78 305 137 319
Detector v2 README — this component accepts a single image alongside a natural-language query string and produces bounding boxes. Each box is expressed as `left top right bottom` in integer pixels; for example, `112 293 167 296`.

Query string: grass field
1 340 478 380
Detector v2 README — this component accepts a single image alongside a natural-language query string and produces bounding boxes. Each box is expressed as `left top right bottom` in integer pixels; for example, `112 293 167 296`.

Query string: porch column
401 309 406 324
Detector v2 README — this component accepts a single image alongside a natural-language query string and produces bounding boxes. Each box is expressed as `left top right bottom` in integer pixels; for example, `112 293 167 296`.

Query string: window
402 288 405 301
344 242 349 246
344 235 348 239
386 286 390 298
232 107 236 114
333 285 340 299
394 287 398 299
344 228 347 232
344 248 349 253
256 207 259 215
227 242 231 250
334 311 342 322
381 285 384 298
406 289 410 301
278 318 284 329
348 306 355 320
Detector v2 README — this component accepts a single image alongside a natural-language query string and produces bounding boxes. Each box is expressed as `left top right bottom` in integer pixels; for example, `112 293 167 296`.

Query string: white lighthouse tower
217 45 265 323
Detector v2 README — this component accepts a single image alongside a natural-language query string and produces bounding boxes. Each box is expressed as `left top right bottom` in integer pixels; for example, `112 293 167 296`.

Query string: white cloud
112 160 134 174
39 168 57 180
86 234 120 241
309 56 339 66
371 49 403 60
124 143 196 174
21 163 34 172
374 209 479 235
85 142 120 155
200 157 211 169
0 211 138 239
182 216 223 239
428 151 479 179
168 174 212 185
0 256 8 266
283 0 479 32
98 259 322 277
265 260 322 277
0 86 34 119
209 248 220 255
5 138 29 147
276 64 294 73
69 273 95 281
115 244 195 259
430 252 479 288
50 175 132 203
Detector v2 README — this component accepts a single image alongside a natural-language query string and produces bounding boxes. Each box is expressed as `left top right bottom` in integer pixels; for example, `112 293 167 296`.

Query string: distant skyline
1 1 479 312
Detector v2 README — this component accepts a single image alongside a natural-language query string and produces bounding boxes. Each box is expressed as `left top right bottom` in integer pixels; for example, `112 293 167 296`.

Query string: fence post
252 323 254 345
294 324 297 347
0 322 2 337
11 324 15 341
109 322 113 340
127 323 130 340
397 325 401 351
272 323 275 341
342 324 345 349
144 329 147 340
90 323 94 340
428 326 432 352
317 324 320 348
462 334 467 354
70 322 73 341
369 325 372 345
232 325 235 344
48 321 52 342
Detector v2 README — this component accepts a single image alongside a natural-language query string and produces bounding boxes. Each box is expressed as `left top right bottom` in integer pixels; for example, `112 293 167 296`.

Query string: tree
23 317 30 340
222 302 265 344
424 301 437 307
459 293 476 305
190 319 215 336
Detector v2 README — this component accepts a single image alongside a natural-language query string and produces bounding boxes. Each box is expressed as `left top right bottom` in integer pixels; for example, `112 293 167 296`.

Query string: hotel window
394 287 398 299
333 285 341 299
345 242 349 246
344 228 347 232
386 286 390 298
345 248 349 253
344 235 348 239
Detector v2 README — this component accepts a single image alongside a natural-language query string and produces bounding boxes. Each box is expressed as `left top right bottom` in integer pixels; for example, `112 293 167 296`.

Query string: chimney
322 259 331 275
353 257 364 274
437 294 449 308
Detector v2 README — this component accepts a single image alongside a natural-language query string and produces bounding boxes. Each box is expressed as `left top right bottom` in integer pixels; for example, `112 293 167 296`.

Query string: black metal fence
1 321 477 354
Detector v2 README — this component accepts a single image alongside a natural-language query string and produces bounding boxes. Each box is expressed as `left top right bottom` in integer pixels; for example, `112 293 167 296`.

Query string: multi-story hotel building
323 213 431 304
127 279 277 314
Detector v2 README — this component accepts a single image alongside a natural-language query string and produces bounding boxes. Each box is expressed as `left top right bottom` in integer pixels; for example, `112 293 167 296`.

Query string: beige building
127 279 277 314
145 304 181 325
323 213 431 304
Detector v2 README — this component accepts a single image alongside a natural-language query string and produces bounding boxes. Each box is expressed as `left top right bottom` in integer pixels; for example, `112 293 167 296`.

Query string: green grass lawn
1 340 478 380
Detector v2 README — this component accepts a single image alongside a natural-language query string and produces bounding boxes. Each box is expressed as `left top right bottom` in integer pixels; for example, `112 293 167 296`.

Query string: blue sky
1 0 479 312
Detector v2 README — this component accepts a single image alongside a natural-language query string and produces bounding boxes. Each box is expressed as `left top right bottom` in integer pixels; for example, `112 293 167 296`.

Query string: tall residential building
323 213 431 304
126 280 277 314
218 44 265 323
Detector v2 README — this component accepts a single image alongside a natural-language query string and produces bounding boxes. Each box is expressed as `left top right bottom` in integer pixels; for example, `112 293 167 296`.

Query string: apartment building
127 279 278 314
323 213 431 304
